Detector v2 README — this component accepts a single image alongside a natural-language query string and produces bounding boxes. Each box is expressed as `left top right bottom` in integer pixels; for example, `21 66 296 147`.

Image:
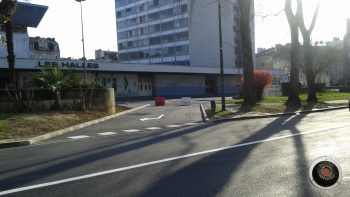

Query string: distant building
116 0 254 68
29 37 60 60
95 49 119 62
255 44 306 86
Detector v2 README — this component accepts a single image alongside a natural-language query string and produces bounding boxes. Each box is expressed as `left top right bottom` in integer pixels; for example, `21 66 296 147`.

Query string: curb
0 104 150 149
212 106 348 123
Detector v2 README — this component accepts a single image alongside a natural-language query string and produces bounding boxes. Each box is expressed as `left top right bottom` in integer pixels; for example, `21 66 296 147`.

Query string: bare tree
296 0 321 102
284 0 301 106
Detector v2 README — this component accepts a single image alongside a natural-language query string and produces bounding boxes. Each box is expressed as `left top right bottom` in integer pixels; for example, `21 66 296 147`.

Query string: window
139 16 146 24
175 45 189 55
160 8 173 19
161 21 174 31
149 36 161 45
175 31 188 41
148 12 160 22
149 24 160 33
161 34 175 43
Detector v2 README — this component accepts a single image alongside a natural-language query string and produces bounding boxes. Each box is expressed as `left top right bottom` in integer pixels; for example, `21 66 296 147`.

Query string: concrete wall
0 88 116 114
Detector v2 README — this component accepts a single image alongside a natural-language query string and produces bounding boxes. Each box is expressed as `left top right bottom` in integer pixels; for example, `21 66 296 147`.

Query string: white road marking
0 124 347 196
67 135 90 140
140 114 165 121
146 127 162 130
98 132 117 136
123 129 141 133
183 122 201 126
166 125 182 128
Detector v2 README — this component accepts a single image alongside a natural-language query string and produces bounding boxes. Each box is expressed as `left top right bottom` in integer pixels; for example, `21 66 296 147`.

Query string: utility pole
218 1 226 111
76 0 87 81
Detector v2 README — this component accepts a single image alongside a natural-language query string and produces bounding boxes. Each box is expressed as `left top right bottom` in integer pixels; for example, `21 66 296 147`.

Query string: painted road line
67 135 90 140
183 122 202 126
123 129 141 133
146 127 162 130
0 124 348 196
166 125 182 128
98 132 117 136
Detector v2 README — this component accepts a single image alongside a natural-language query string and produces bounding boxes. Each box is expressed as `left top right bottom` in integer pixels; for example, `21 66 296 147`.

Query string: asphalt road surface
0 108 349 196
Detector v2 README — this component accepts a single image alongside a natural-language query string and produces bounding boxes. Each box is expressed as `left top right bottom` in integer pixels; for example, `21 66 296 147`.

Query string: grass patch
0 106 130 141
227 92 350 104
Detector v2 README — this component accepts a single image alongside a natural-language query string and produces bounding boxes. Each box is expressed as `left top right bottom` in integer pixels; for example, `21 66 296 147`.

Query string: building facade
95 49 119 62
116 0 253 69
29 37 60 60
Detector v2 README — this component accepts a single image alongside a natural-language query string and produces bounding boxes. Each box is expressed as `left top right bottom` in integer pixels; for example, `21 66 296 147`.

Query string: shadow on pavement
141 114 314 196
0 123 214 191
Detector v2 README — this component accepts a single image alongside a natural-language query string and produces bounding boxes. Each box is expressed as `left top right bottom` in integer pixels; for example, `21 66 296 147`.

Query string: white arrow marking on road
140 114 164 121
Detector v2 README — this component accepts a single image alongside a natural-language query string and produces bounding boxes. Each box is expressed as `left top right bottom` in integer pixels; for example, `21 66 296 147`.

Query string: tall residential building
116 0 254 69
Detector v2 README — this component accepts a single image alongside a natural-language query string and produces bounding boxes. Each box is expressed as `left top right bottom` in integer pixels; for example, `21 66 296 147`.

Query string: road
0 106 349 196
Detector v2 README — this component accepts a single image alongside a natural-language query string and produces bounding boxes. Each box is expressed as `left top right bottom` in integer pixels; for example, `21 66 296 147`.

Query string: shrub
254 70 273 100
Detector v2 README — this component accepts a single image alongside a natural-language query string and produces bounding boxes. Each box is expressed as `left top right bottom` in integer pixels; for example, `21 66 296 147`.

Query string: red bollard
155 97 165 106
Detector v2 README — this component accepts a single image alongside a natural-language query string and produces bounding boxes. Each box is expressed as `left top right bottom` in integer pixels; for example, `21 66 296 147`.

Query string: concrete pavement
0 109 349 196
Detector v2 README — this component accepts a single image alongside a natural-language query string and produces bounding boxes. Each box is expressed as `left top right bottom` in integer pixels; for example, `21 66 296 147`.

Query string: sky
23 0 350 59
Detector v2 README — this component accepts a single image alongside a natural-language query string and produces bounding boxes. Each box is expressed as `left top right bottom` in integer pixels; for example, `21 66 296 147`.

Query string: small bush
254 70 273 100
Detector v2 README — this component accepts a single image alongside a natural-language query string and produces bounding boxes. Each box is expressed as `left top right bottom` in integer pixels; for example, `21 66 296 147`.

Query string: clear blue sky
24 0 350 59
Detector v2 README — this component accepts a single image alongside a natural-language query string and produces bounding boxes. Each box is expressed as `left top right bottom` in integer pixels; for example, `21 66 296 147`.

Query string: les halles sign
38 61 99 69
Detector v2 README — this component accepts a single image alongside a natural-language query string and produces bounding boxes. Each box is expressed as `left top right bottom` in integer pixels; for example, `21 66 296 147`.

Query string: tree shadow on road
0 114 316 196
0 123 214 191
141 114 314 196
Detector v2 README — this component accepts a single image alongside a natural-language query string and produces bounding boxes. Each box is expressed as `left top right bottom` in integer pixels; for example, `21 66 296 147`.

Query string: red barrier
155 97 165 106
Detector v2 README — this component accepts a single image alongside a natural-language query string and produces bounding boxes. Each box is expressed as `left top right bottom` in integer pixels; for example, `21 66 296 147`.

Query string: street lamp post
218 1 226 111
76 0 87 81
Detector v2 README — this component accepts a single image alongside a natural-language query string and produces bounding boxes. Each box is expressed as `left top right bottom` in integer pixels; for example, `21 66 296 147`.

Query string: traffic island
0 104 150 149
209 102 348 123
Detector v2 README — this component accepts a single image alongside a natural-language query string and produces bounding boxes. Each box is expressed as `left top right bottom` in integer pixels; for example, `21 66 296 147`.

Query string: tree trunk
55 91 62 110
285 0 301 106
4 20 16 89
303 35 317 102
239 0 255 106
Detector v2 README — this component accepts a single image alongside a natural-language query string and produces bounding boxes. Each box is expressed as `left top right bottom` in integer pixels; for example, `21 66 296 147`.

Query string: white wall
189 0 236 68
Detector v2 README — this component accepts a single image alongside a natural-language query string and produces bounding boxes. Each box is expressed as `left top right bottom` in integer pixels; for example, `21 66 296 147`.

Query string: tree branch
308 1 321 33
257 8 285 19
296 0 308 34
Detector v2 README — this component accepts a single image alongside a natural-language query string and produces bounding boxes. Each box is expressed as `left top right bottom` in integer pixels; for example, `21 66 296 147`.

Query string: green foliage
95 82 104 89
33 66 73 92
0 120 7 133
